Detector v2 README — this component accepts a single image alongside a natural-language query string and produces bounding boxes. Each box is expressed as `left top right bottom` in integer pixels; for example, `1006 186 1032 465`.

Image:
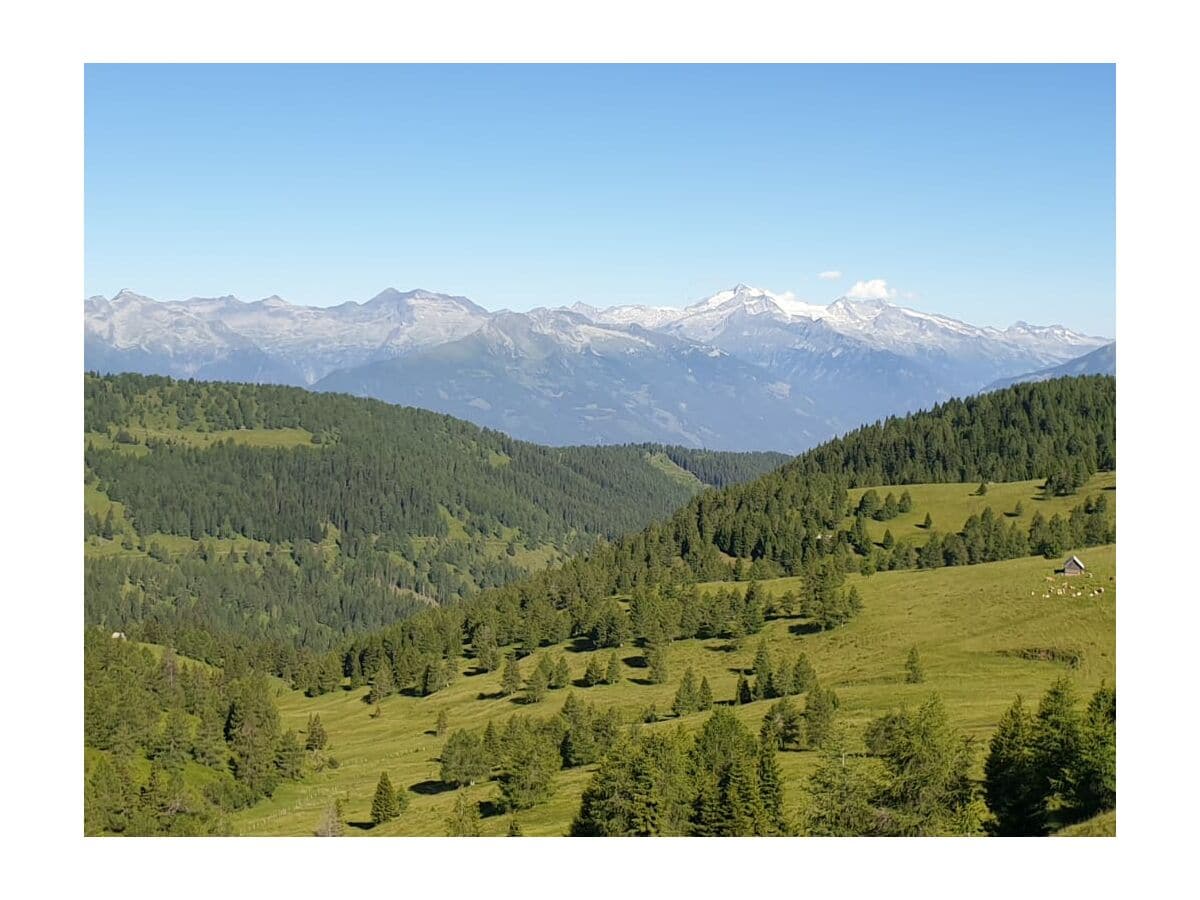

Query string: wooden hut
1063 556 1086 576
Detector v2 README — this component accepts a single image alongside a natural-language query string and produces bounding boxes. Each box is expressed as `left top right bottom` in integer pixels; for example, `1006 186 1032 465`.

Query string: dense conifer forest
84 373 787 652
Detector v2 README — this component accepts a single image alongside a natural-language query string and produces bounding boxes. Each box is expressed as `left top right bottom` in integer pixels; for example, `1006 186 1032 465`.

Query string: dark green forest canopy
86 373 788 546
84 373 789 652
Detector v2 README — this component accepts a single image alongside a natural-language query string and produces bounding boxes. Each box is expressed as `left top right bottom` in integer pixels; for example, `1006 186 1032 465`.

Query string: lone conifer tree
673 668 699 717
305 713 328 751
550 656 571 689
604 651 622 685
435 709 449 737
905 646 925 684
698 676 714 711
371 772 401 825
500 653 522 697
446 792 482 836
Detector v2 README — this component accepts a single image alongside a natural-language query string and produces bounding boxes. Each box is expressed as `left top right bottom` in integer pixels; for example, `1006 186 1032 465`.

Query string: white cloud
817 270 842 281
847 279 897 301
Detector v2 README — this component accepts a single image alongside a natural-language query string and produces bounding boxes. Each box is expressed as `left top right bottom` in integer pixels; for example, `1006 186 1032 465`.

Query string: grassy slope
846 471 1116 547
230 522 1115 836
1054 810 1116 836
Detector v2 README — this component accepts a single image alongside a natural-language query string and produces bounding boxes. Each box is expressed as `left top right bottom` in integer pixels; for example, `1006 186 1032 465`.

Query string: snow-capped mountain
84 284 1111 451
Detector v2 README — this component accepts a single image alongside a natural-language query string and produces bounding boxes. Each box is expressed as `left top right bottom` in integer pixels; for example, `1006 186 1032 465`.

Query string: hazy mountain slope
314 310 826 451
983 342 1115 392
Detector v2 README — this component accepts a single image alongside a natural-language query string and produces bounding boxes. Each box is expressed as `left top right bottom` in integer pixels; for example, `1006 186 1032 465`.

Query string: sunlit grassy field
844 470 1115 546
230 540 1116 836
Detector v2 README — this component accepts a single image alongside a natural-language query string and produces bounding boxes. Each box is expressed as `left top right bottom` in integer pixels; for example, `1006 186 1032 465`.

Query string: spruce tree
305 713 328 751
804 682 837 749
604 651 622 685
802 726 878 836
1030 677 1083 813
370 771 401 825
697 676 714 711
441 729 489 787
646 643 669 685
583 655 605 687
673 668 699 717
500 653 522 697
757 737 788 835
923 512 933 530
905 646 925 684
482 719 502 768
435 709 449 737
550 656 571 690
1063 682 1116 819
524 665 549 704
983 695 1044 835
368 660 394 705
753 640 775 699
446 792 482 836
734 674 751 705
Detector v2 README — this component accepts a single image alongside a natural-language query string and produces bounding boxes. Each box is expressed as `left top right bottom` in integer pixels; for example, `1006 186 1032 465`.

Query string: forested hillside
84 374 787 653
85 375 1116 837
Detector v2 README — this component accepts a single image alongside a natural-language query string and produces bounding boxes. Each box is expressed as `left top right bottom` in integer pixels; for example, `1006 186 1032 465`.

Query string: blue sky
85 64 1115 335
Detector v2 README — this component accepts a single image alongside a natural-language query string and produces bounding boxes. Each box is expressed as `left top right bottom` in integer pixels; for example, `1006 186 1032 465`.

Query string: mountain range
84 284 1112 451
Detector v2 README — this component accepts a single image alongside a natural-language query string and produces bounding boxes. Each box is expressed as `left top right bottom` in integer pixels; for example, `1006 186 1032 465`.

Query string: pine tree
583 655 605 687
368 660 394 705
482 719 502 768
435 709 449 737
1030 677 1083 813
791 653 816 694
604 651 622 685
757 737 788 835
804 682 837 749
524 665 549 704
500 653 522 697
673 668 699 717
446 792 482 836
905 646 925 684
752 640 775 699
441 729 489 787
305 713 328 751
370 771 401 825
983 695 1044 835
802 726 878 836
1063 682 1116 819
735 674 753 705
550 656 571 689
646 643 669 685
923 512 933 530
698 676 714 711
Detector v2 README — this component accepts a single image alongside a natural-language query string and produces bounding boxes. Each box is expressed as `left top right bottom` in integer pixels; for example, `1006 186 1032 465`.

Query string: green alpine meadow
84 373 1116 836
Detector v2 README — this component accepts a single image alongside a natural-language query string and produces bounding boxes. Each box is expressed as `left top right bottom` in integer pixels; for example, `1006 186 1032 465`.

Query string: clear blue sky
85 64 1114 335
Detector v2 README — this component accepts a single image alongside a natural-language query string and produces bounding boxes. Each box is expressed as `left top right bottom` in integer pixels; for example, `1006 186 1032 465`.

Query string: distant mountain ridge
982 341 1116 392
85 284 1111 451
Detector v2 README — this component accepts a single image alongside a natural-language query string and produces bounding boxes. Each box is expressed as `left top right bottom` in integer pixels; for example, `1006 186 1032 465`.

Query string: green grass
1054 809 1116 836
229 542 1115 836
643 451 704 490
846 472 1116 547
